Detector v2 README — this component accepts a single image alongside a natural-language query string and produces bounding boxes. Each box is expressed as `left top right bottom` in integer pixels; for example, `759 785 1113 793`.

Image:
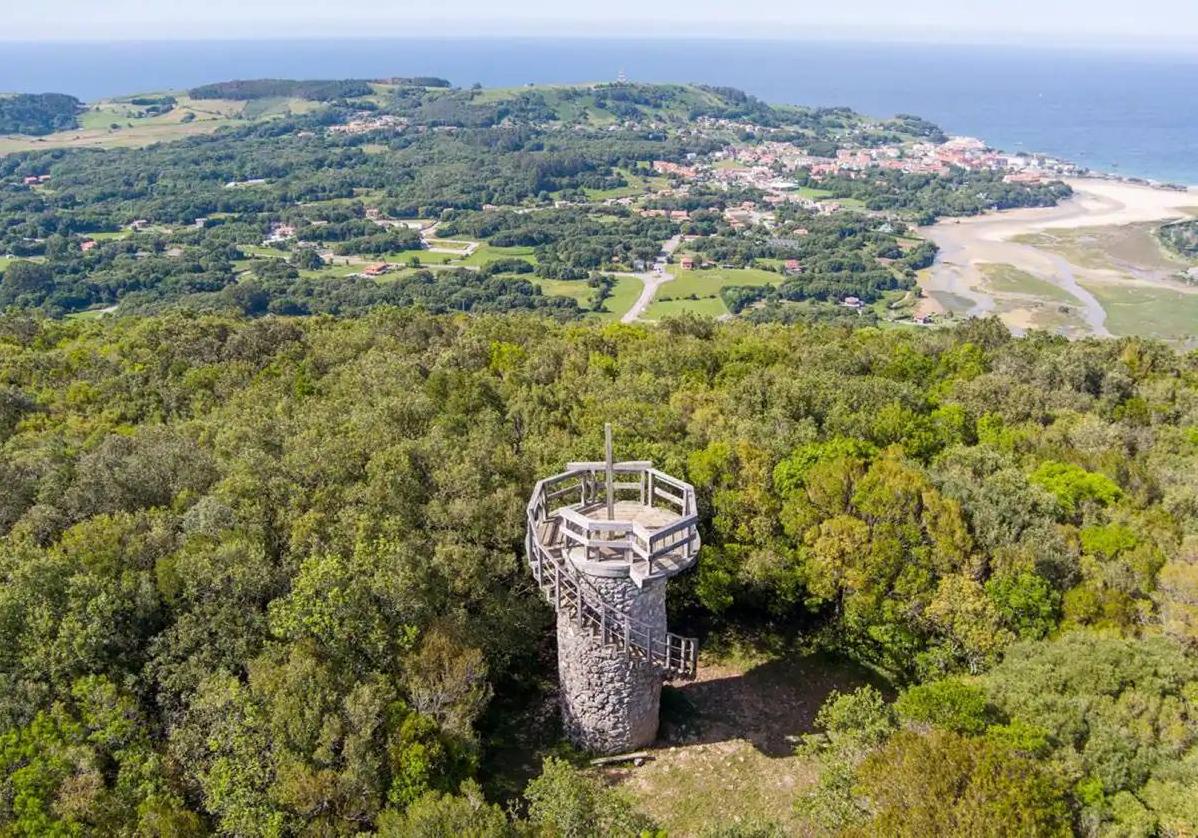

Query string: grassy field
1014 223 1192 274
417 240 541 270
927 289 977 314
590 275 643 321
783 184 862 210
64 306 116 321
297 262 370 281
532 277 593 307
792 185 835 200
1083 279 1198 342
886 288 921 317
583 168 670 201
407 250 460 266
644 266 779 318
292 249 507 272
0 94 321 155
458 244 539 268
979 263 1081 304
665 267 779 296
424 238 474 250
467 84 621 126
1027 304 1092 335
832 197 868 211
240 244 288 259
468 82 756 129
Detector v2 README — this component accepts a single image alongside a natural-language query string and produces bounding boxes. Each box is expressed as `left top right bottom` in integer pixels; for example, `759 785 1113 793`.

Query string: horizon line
2 29 1197 54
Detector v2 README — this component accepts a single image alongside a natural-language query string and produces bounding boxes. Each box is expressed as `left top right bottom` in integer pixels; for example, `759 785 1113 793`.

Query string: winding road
621 234 684 323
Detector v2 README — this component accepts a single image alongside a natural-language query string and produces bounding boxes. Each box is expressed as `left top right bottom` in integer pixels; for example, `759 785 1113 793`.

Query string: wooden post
604 423 614 520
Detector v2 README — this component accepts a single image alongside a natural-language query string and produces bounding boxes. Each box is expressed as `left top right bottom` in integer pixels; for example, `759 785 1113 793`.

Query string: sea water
2 37 1196 184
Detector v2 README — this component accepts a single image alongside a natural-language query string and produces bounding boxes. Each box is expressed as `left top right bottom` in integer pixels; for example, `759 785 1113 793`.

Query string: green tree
0 262 53 306
1030 461 1122 519
895 678 990 734
376 780 515 837
289 247 325 271
524 757 654 837
848 730 1071 838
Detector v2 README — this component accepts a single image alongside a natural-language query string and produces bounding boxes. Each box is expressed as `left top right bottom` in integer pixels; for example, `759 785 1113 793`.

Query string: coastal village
232 98 1095 326
2 94 1091 327
5 79 1194 339
311 102 1087 240
624 135 1079 226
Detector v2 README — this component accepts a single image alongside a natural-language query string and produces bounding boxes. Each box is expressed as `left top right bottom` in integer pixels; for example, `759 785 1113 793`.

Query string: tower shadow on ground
658 651 888 757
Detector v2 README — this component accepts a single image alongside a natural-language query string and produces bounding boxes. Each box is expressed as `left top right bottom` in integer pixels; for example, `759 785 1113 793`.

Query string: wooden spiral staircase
525 452 700 680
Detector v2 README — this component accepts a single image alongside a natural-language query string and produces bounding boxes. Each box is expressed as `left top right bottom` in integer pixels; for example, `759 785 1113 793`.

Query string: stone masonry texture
557 574 666 754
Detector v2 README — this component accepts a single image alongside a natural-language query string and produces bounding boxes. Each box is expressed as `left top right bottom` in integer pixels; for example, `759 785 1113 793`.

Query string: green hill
188 78 376 101
0 92 82 136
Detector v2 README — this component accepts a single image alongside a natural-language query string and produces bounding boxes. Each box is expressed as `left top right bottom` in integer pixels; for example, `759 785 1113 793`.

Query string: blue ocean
2 38 1197 184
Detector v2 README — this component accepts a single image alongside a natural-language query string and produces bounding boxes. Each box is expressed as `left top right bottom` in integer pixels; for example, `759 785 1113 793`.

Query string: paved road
621 234 683 324
416 221 481 256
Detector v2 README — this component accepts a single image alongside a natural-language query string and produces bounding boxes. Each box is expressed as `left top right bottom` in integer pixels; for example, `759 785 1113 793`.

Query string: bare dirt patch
603 650 882 836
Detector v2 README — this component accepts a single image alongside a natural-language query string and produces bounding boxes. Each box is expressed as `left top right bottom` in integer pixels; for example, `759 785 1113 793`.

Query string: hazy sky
9 0 1198 45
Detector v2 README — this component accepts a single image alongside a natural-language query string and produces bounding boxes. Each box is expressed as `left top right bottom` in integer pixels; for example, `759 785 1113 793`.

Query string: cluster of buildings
639 208 690 220
723 201 780 229
651 160 699 179
265 223 297 244
359 263 394 278
722 136 1079 184
328 113 408 136
624 131 1089 227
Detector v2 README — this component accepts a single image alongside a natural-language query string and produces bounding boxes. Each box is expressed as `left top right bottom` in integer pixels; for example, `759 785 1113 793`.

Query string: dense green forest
4 77 1170 835
804 168 1074 225
0 93 82 136
188 79 379 102
1 310 1197 835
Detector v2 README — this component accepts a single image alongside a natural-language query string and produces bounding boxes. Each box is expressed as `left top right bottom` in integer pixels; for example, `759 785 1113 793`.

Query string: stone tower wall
557 575 666 754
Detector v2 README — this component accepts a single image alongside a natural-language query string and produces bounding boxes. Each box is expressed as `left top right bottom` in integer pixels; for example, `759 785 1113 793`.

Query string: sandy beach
920 178 1198 341
936 178 1195 237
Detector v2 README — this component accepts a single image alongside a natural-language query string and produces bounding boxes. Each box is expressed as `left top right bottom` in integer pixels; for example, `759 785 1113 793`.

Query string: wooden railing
539 464 700 577
525 464 699 680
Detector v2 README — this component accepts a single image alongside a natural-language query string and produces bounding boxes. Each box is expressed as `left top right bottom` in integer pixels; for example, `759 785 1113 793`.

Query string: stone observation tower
525 425 701 754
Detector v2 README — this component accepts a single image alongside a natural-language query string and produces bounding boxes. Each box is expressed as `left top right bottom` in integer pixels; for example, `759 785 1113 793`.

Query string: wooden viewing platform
525 455 701 680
